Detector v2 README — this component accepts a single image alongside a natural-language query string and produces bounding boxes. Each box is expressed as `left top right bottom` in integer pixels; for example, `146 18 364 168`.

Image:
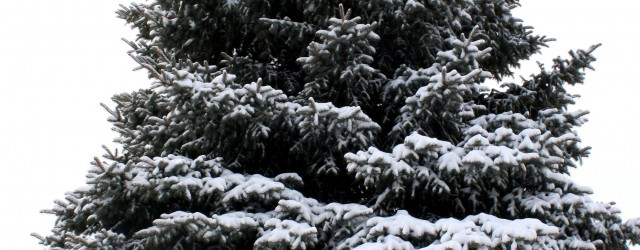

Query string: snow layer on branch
624 218 640 245
298 9 383 106
43 151 403 249
351 235 415 250
295 99 380 175
255 219 318 250
108 51 302 167
134 211 259 246
346 108 621 248
340 210 559 249
390 29 493 143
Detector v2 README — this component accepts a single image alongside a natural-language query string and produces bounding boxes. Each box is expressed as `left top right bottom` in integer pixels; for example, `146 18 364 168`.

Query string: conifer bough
36 0 640 249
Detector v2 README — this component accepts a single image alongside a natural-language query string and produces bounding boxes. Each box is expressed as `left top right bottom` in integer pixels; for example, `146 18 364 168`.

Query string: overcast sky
1 1 638 249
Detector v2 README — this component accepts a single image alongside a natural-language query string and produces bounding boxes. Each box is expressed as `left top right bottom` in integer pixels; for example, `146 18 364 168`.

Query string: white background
0 1 637 249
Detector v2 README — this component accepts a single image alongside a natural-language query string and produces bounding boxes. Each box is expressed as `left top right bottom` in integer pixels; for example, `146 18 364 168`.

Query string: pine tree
35 0 640 249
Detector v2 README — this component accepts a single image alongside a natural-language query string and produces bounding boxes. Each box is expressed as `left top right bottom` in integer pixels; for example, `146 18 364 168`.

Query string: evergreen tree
35 0 640 249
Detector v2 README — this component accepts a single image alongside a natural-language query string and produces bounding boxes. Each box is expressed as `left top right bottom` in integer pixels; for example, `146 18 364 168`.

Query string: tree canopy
36 0 640 249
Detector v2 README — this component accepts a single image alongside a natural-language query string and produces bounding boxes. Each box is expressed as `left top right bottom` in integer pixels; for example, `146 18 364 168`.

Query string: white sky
0 1 637 249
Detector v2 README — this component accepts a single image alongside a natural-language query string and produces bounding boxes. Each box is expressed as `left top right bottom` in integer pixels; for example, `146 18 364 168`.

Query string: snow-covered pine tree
35 0 640 249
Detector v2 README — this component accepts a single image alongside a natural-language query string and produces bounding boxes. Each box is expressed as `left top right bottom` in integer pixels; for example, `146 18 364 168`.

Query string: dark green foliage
37 1 640 249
